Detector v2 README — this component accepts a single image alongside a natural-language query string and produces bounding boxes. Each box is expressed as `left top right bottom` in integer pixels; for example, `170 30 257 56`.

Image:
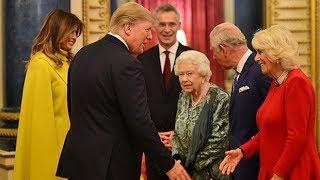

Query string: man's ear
219 44 230 57
123 23 132 35
177 21 181 29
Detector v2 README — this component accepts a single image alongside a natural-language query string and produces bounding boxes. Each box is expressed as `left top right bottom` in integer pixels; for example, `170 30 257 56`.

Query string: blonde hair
252 24 299 70
109 2 154 33
174 50 212 81
31 9 83 68
209 22 246 51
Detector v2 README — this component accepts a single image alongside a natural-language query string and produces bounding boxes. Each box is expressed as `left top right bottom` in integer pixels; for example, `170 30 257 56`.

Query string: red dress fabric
241 69 320 180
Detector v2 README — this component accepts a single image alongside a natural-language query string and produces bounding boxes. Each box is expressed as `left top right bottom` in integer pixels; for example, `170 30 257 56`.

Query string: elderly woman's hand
219 148 243 175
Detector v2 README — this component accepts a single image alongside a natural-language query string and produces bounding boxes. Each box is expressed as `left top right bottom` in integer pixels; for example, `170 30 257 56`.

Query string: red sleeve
272 77 312 177
240 132 260 159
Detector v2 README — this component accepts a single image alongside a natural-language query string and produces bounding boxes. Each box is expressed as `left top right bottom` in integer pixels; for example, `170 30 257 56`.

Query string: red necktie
163 50 171 92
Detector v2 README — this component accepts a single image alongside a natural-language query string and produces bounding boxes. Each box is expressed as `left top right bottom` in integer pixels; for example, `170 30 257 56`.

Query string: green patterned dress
172 84 230 180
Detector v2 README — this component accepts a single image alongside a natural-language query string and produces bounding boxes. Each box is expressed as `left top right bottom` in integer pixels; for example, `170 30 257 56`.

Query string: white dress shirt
235 49 252 80
158 41 179 73
107 32 129 50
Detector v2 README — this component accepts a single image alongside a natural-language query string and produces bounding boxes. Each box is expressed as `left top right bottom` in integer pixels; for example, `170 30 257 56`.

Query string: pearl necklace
276 71 289 85
191 83 209 106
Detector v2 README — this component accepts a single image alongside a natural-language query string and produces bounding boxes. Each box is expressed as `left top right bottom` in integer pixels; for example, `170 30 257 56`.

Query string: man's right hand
159 131 174 150
166 160 191 180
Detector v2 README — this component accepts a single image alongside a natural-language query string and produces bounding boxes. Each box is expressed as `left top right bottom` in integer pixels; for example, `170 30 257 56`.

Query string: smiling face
177 62 204 95
155 11 180 49
127 20 153 55
60 29 78 51
255 50 276 77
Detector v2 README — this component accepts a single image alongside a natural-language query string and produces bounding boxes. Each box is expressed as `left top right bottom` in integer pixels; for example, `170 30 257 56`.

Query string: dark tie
232 71 240 93
163 50 171 92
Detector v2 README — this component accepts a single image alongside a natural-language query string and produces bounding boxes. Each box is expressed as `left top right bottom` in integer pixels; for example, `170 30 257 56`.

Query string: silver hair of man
209 22 247 51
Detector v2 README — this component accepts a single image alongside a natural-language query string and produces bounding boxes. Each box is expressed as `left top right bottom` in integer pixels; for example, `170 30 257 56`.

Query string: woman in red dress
219 25 320 180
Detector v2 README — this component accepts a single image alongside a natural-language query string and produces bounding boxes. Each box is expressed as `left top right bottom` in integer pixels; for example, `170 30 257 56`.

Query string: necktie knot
164 50 170 56
232 71 240 93
235 71 240 81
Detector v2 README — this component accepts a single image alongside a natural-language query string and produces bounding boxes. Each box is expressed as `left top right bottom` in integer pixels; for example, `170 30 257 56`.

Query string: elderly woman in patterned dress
172 50 230 180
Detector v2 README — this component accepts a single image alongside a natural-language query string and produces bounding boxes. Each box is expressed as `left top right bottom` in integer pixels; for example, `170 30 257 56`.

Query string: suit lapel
166 43 185 93
236 54 255 87
152 47 167 93
230 53 255 107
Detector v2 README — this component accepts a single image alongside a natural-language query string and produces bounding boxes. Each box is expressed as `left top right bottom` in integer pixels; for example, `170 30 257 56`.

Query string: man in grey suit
137 4 192 179
209 22 270 180
57 2 191 180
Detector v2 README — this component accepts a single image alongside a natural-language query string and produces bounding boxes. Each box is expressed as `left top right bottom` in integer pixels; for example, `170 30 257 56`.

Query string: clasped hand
166 160 191 180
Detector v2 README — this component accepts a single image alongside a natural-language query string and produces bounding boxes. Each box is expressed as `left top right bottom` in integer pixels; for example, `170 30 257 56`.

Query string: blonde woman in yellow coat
13 9 83 180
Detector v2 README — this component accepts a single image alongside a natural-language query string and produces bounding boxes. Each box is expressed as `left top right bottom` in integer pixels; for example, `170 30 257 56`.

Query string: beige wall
0 0 4 108
317 0 320 150
224 0 234 23
71 0 84 53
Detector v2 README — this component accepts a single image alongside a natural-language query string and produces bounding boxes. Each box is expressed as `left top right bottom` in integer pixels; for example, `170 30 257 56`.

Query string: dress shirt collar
236 49 252 74
159 41 179 54
107 32 129 50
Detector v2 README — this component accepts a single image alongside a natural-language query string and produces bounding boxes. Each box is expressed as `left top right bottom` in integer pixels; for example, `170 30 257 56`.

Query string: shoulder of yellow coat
29 52 56 68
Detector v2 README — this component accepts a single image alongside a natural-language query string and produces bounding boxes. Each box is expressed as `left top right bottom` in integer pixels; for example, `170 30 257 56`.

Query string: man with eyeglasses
138 3 192 180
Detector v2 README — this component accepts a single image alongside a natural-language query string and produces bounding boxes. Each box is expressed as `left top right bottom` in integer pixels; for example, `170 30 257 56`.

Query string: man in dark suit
209 22 270 180
56 2 191 180
137 4 192 180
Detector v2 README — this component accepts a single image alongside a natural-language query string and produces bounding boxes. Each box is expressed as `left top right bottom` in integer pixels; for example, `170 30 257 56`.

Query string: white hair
174 50 212 81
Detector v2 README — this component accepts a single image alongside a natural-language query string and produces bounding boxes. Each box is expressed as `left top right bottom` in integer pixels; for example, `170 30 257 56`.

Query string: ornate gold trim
82 0 111 45
0 128 17 137
83 0 88 44
311 0 317 87
0 164 14 170
314 0 320 151
0 150 15 157
0 112 19 121
275 5 308 9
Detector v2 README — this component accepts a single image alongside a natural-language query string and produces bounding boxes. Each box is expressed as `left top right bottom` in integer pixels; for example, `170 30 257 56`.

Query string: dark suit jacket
229 53 270 180
56 35 174 180
137 43 192 132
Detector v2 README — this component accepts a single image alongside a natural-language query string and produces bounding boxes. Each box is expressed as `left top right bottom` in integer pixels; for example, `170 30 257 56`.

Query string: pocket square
239 85 250 93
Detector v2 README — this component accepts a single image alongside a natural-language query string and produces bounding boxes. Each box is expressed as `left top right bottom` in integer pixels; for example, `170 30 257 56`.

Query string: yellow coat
14 52 70 180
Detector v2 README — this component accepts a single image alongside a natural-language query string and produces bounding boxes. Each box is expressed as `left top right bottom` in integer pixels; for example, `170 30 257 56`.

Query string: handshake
158 131 191 179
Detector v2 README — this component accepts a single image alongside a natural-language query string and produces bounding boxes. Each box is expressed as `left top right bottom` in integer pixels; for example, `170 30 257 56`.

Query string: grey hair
174 50 212 81
209 22 247 51
153 3 180 21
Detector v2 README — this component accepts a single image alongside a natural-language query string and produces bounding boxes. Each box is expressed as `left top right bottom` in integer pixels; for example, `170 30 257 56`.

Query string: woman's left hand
219 148 243 175
270 174 283 180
